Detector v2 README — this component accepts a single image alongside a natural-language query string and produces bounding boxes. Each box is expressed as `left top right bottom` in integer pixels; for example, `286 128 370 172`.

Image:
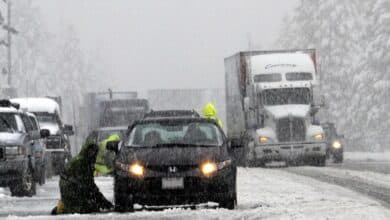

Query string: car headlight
259 136 269 144
313 133 324 141
200 160 232 177
200 162 217 176
6 146 25 155
128 163 145 177
332 140 342 149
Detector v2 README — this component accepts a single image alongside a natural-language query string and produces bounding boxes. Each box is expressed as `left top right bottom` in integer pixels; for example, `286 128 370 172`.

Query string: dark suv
0 100 49 196
108 117 237 212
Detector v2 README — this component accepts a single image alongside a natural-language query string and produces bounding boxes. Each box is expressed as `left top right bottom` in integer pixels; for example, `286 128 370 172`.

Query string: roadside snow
345 152 390 162
294 166 390 190
2 168 390 219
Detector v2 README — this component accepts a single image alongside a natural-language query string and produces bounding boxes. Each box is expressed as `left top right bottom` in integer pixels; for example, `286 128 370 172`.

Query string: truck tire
316 156 326 167
333 154 343 163
39 165 46 185
10 167 36 197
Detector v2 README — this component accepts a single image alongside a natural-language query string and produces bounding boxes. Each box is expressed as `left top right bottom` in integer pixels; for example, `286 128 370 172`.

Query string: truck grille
46 137 62 149
277 117 306 142
0 147 4 161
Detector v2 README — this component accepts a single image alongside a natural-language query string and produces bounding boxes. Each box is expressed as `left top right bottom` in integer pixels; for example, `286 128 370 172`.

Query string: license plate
162 177 184 189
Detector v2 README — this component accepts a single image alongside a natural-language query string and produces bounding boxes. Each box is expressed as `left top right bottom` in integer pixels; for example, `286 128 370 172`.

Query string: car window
128 121 224 147
15 115 26 133
28 116 39 131
21 114 34 132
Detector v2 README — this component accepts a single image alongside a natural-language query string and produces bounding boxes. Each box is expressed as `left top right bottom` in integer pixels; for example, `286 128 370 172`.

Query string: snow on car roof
11 98 60 114
0 106 20 113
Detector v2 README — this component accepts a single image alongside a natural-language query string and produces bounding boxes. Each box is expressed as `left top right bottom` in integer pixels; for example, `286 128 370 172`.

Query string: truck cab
225 50 326 166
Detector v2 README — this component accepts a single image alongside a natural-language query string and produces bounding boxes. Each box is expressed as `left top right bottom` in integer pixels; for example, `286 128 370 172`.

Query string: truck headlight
129 163 145 177
259 136 270 144
313 133 324 141
6 146 25 155
332 140 342 149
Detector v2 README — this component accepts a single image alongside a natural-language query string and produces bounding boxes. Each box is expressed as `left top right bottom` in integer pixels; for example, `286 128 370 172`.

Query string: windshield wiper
127 143 217 148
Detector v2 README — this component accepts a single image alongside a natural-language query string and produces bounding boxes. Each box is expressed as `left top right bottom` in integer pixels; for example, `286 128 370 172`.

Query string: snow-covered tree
277 0 390 151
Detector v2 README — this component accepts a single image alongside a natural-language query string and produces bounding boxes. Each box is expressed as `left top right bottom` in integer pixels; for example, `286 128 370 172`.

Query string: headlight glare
314 133 324 141
128 163 144 176
332 140 342 149
259 136 269 143
200 161 217 176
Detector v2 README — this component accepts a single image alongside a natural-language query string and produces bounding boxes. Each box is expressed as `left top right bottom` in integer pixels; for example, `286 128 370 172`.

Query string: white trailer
225 49 326 166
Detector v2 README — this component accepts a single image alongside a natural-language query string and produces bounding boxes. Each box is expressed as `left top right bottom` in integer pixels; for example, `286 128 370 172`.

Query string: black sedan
107 117 237 212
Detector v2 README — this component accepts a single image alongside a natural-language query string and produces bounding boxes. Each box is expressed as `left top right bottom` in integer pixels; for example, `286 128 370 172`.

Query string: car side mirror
64 124 74 136
107 141 120 153
40 129 50 138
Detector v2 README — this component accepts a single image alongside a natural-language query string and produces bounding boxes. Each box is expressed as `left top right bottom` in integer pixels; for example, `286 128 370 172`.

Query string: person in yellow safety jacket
203 102 223 128
94 134 121 176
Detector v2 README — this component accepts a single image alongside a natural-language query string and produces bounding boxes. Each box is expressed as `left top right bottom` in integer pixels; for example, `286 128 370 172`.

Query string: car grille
46 137 62 149
147 165 197 173
0 147 4 161
277 117 306 142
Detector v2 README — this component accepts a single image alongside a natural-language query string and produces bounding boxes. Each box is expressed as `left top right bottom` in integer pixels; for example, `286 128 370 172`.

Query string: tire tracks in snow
285 167 390 208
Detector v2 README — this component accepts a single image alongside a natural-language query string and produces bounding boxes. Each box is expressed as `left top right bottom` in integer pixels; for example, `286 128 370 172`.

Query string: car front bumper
114 166 236 206
253 142 326 162
0 158 28 186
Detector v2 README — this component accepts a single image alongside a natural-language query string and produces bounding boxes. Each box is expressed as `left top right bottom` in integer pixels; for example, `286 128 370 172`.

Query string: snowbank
345 152 390 162
3 169 390 219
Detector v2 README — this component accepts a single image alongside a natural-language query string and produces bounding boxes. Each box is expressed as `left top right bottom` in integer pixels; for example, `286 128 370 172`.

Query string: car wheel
39 165 46 185
219 194 237 210
10 168 36 197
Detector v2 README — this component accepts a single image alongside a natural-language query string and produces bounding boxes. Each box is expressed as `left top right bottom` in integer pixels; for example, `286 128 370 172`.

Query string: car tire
219 194 237 210
10 168 36 197
114 177 134 213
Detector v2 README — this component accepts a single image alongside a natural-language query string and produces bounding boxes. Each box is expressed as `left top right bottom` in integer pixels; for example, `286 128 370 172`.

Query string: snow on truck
11 97 74 174
225 49 326 166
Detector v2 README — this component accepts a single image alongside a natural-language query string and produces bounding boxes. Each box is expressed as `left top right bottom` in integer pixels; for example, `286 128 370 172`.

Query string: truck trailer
225 49 326 166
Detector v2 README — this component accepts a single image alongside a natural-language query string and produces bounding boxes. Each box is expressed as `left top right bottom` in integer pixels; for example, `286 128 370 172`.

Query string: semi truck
80 91 149 141
225 49 326 166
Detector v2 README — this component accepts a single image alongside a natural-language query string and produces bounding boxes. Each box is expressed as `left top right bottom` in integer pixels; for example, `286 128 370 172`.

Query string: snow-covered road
2 167 390 220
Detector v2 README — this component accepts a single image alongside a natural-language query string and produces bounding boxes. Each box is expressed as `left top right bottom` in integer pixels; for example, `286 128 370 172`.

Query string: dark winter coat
59 131 113 214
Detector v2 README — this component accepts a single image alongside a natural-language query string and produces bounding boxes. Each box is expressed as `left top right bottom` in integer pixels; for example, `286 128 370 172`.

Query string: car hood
0 132 25 145
119 145 229 166
264 104 310 119
39 122 60 135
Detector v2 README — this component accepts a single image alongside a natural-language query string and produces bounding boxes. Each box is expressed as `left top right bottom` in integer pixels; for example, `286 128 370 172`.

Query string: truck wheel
333 154 343 163
316 156 326 167
114 193 134 213
10 168 36 197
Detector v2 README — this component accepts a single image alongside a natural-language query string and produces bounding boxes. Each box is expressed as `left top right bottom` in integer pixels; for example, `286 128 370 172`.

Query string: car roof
144 109 200 119
134 116 218 125
97 126 128 131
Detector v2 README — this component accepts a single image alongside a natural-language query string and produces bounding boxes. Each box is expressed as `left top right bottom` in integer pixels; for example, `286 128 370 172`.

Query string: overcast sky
34 0 298 91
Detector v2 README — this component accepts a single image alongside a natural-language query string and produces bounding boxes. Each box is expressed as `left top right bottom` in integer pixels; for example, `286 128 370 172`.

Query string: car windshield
127 121 223 147
0 113 17 132
34 112 58 124
262 88 311 105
